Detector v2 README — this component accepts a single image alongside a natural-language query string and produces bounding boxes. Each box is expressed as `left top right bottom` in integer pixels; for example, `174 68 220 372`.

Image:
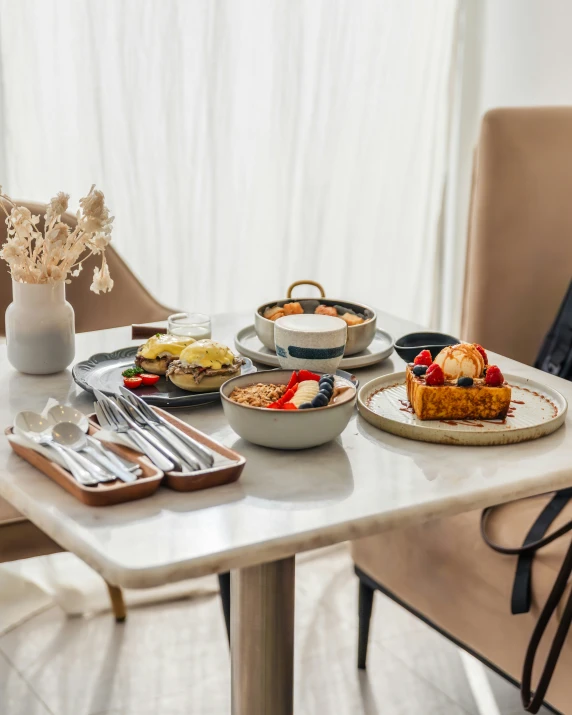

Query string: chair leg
106 582 126 622
218 572 231 643
358 575 375 669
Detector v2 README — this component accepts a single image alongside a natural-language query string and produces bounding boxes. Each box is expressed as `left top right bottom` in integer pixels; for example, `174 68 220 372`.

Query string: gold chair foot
106 582 127 622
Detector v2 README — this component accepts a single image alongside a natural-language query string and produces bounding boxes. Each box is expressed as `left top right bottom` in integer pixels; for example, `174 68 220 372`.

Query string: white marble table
1 311 572 715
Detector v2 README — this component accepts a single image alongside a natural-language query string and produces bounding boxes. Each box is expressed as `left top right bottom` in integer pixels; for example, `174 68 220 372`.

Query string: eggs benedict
135 334 196 375
166 340 244 392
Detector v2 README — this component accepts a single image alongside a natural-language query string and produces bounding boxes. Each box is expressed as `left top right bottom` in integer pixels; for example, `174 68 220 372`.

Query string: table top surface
1 311 571 588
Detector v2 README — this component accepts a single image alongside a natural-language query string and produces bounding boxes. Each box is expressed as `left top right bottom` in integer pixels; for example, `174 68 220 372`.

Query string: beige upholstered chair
352 107 572 713
0 200 174 620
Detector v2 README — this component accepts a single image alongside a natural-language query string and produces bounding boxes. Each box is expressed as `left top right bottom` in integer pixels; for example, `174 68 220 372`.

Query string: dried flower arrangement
0 186 114 293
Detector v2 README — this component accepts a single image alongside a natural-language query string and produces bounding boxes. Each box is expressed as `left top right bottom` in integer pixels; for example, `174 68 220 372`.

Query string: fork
94 393 176 472
118 386 214 469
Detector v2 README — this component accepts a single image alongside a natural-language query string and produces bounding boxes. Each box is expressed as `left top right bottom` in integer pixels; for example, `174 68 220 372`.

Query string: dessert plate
358 372 567 446
235 324 393 369
72 347 256 408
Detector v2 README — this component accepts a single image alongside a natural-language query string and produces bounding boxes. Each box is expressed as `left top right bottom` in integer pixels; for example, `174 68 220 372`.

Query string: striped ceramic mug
274 314 347 373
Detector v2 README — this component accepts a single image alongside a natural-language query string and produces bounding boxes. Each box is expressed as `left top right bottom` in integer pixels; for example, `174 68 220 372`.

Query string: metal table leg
231 556 295 715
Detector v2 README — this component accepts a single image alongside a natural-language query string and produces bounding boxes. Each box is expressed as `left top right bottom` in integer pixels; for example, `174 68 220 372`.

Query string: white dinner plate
235 324 394 369
358 372 568 446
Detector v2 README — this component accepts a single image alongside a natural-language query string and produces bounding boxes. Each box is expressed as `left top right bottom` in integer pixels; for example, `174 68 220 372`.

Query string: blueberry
320 376 334 385
298 402 313 409
311 393 329 407
412 365 428 377
319 384 333 395
457 376 473 387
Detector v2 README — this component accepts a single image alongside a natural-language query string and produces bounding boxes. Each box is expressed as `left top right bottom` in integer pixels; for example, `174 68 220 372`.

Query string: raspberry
484 365 504 387
413 349 432 367
425 363 445 386
473 343 488 365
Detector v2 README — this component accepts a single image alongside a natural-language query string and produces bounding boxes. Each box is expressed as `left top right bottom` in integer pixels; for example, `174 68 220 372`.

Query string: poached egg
179 340 236 370
138 334 196 360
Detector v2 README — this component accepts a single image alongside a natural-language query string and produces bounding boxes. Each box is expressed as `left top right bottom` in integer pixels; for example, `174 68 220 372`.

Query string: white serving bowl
220 370 356 450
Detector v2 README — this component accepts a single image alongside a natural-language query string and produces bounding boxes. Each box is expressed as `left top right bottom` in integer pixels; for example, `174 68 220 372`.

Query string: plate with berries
357 344 567 446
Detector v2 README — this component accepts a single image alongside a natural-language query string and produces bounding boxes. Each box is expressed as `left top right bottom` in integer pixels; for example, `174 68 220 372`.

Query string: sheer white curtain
0 0 458 324
0 0 460 619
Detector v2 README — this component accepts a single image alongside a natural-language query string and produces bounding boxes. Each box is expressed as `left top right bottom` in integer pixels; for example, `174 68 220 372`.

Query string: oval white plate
358 372 568 446
235 324 393 369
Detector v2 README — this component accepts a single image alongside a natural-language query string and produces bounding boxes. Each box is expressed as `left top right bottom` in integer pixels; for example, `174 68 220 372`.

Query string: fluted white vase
6 280 75 374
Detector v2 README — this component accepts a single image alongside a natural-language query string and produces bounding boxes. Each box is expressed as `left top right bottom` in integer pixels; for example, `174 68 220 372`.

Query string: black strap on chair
481 496 572 713
510 488 572 615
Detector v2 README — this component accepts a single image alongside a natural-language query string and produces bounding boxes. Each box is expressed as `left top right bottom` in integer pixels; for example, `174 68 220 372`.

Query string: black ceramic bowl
394 332 460 364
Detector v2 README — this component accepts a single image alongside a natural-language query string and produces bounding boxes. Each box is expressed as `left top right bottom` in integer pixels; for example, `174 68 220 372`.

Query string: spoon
47 404 140 474
13 411 98 486
51 422 137 484
47 404 90 433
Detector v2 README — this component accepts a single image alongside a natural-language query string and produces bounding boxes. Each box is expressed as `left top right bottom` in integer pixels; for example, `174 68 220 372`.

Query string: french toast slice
406 365 511 421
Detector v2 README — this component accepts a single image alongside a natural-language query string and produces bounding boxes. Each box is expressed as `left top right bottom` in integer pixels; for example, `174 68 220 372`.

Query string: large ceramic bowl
220 369 357 450
255 280 377 356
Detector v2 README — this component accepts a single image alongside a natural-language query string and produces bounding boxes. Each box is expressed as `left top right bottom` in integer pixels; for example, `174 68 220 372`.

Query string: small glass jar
168 312 211 340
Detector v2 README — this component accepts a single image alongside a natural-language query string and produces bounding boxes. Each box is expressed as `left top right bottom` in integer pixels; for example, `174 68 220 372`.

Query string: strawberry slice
425 363 445 386
413 349 432 367
484 364 504 386
474 343 488 366
286 371 298 390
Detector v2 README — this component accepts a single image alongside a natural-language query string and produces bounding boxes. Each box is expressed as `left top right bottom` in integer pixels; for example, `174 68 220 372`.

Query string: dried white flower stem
0 186 114 293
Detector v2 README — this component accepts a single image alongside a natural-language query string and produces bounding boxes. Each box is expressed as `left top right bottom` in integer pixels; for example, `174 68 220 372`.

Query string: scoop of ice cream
434 343 485 380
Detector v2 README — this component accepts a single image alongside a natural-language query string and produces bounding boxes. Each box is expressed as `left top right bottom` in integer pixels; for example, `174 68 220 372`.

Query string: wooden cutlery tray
6 424 163 507
7 407 246 506
89 407 246 492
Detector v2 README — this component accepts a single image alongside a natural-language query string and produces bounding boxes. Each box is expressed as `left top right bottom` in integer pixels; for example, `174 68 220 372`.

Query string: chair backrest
461 107 572 365
0 200 174 334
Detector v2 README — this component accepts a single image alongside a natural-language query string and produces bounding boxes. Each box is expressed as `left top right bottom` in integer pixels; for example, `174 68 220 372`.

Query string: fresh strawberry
474 343 488 365
413 349 433 367
485 364 504 386
425 363 445 386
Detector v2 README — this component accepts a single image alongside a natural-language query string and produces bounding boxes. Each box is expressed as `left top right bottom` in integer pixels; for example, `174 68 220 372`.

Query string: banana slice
289 380 319 407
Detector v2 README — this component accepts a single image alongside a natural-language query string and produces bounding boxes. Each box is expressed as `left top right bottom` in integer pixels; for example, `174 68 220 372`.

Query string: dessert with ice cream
406 343 511 420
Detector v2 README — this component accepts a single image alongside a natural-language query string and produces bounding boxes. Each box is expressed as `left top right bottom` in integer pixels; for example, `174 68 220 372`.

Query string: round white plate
235 324 394 369
358 372 567 446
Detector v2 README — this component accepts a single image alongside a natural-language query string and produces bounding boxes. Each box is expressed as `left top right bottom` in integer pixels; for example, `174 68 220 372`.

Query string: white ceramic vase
6 280 75 374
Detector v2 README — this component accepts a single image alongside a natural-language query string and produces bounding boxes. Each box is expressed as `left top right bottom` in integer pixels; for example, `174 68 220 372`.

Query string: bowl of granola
220 368 357 449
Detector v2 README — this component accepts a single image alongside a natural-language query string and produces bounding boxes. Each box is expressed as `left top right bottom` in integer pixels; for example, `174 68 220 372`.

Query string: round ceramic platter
235 324 394 369
358 372 568 446
72 347 256 408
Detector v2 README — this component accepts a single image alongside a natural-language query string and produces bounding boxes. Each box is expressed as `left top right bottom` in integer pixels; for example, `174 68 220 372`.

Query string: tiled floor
0 545 552 715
